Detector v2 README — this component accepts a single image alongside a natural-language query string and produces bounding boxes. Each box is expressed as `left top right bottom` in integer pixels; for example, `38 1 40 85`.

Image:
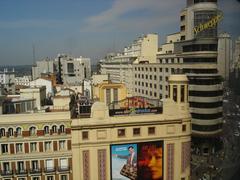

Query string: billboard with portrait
110 141 163 180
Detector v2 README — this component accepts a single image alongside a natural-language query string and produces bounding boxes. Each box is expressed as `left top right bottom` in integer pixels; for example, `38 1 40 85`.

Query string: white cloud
82 0 184 32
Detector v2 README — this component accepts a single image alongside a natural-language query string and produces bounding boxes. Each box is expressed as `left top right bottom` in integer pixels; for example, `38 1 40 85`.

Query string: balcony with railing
44 167 56 173
1 170 13 176
30 168 42 174
15 169 28 175
58 166 70 172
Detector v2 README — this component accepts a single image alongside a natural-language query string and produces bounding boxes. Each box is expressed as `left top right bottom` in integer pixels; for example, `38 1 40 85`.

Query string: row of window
135 82 169 90
0 140 67 154
134 88 158 97
81 125 187 140
1 159 69 172
135 75 170 82
1 161 69 180
0 125 67 137
191 112 222 120
189 90 223 97
134 65 182 73
183 68 218 74
158 58 181 64
188 78 222 85
134 89 167 99
192 123 222 132
189 101 222 108
194 0 217 4
82 127 156 140
2 175 68 180
182 44 217 52
183 58 217 63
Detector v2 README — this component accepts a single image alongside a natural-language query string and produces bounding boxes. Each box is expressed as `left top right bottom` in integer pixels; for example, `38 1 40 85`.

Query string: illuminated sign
193 12 223 35
108 96 163 116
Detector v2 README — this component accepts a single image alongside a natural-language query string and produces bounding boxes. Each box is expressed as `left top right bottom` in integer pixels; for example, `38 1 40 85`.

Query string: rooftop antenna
32 43 36 65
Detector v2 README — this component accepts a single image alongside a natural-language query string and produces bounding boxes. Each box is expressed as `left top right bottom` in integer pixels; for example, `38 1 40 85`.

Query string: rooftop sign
194 12 223 35
109 96 162 116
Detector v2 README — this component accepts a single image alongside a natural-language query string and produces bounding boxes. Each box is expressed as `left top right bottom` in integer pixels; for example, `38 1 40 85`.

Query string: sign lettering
193 13 223 35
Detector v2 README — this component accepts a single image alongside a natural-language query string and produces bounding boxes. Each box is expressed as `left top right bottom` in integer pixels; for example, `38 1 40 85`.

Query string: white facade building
217 33 233 81
20 86 46 111
0 68 15 94
133 33 184 99
233 37 240 73
91 74 108 86
15 75 32 86
100 34 158 95
32 58 55 80
158 32 181 54
30 78 53 97
56 54 91 85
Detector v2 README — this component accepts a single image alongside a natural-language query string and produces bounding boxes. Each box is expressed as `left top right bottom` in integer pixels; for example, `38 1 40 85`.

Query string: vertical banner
111 144 137 180
138 142 163 180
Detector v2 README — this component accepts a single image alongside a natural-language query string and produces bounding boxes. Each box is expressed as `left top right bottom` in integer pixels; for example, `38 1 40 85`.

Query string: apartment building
0 112 72 180
15 76 32 87
133 33 184 100
32 59 55 81
32 55 91 86
56 54 91 86
0 69 15 95
100 34 158 95
217 33 232 82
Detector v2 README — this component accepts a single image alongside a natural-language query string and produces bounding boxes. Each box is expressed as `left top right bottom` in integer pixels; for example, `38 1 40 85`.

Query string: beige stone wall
72 100 191 180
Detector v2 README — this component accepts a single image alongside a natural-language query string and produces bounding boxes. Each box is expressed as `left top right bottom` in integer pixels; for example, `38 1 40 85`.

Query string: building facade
217 32 232 82
0 112 72 180
0 69 16 95
93 81 127 105
71 75 191 180
29 78 53 97
100 34 158 96
20 87 46 111
56 54 91 86
32 59 55 81
15 76 32 87
133 33 184 100
179 0 223 147
230 37 240 98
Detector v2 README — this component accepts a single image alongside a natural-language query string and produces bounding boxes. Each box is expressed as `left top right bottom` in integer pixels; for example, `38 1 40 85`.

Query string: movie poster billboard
111 141 163 180
111 144 138 180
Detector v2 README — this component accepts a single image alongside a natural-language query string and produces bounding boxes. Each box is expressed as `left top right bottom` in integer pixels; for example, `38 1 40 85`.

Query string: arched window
29 127 36 136
8 128 14 137
16 127 22 136
60 125 65 133
0 128 5 137
44 126 49 134
52 125 57 134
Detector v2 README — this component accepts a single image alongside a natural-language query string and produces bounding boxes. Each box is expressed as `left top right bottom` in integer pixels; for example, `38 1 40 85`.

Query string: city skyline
0 0 239 66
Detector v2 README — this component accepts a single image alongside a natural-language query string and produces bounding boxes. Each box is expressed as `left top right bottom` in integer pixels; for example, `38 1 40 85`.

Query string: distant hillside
0 64 99 77
0 65 32 77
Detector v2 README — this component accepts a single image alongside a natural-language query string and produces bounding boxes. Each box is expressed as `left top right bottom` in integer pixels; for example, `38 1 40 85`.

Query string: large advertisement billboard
111 141 163 180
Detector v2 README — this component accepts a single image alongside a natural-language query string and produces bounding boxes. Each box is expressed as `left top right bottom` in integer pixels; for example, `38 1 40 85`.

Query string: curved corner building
179 0 223 152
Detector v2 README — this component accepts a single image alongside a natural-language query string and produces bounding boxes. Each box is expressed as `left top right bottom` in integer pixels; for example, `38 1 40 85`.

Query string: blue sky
0 0 239 66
